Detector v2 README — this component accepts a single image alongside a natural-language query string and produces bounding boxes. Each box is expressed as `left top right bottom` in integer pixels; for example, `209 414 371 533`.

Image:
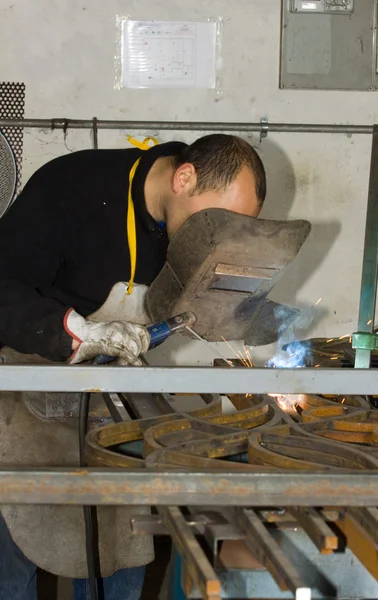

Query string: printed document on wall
121 20 217 89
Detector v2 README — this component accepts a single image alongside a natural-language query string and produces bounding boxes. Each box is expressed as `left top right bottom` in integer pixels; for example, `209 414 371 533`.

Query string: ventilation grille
0 82 25 195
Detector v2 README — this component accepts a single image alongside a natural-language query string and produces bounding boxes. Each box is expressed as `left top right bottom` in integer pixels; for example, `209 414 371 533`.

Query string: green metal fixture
352 332 378 352
354 125 378 369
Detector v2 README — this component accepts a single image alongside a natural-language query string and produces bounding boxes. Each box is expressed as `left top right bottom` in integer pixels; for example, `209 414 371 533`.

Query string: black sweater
0 141 186 361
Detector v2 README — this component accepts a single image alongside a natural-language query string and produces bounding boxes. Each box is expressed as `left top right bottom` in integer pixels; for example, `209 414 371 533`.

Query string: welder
0 134 266 600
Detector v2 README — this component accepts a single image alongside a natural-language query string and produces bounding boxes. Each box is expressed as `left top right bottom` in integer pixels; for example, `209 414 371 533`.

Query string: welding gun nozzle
175 311 196 328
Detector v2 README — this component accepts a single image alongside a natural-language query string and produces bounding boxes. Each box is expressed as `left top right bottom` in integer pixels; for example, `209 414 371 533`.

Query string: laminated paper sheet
120 20 217 89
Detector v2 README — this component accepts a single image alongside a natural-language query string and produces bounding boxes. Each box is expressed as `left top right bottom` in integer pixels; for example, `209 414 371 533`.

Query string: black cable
79 391 90 465
79 391 104 600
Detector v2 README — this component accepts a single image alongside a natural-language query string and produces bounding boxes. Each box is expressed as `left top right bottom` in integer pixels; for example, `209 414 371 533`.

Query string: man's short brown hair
174 134 266 206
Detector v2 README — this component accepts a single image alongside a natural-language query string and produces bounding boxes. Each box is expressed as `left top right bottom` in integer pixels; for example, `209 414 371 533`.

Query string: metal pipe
0 365 377 394
0 118 373 135
0 469 378 506
92 117 98 149
354 125 378 368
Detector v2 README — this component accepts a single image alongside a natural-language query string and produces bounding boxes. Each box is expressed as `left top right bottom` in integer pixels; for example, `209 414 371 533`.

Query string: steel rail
0 469 378 506
0 365 377 394
0 117 373 134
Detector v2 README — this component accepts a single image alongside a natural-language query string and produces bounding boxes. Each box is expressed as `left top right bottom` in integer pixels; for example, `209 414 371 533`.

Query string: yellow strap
126 157 141 294
127 135 159 151
126 135 159 294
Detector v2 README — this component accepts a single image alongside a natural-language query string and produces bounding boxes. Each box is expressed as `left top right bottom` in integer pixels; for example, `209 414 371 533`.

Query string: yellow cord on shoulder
126 157 141 295
127 135 159 151
126 135 159 295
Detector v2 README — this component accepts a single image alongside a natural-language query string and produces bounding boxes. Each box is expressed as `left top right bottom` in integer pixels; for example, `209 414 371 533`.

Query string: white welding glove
64 308 150 365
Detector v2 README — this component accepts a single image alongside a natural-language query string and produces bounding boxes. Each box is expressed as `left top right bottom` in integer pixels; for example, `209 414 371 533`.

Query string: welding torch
94 311 196 364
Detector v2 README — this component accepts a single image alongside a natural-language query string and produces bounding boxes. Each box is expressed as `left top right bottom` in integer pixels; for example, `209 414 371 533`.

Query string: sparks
236 351 250 368
221 337 242 362
330 356 338 360
315 364 320 367
339 334 350 339
367 320 372 325
315 298 322 306
220 337 254 368
188 327 234 368
243 346 254 368
326 339 334 343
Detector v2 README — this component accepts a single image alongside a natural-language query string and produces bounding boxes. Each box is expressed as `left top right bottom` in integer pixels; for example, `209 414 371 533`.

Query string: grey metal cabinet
280 0 378 90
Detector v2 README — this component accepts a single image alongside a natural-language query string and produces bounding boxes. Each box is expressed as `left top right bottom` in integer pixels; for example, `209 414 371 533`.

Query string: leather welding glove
64 308 150 365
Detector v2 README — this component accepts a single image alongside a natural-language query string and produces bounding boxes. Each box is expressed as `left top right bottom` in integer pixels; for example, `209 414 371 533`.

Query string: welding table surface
0 365 377 394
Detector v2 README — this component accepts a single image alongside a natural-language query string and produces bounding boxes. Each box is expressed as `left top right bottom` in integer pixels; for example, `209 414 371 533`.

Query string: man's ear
173 162 197 194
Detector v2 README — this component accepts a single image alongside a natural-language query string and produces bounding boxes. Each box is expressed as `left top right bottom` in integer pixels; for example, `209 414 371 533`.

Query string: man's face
166 163 262 238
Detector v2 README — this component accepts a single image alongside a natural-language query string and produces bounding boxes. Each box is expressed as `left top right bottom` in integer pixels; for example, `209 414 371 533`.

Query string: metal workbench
0 116 377 501
0 116 377 506
1 117 378 600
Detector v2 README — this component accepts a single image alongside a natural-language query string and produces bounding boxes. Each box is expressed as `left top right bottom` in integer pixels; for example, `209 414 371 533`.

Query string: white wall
0 0 375 366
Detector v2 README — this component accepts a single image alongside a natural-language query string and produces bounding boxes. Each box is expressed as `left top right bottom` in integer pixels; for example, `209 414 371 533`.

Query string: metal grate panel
0 132 16 217
0 82 25 195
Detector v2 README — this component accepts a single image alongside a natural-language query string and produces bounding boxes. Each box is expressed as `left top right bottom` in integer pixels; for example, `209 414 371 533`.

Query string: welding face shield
145 208 311 345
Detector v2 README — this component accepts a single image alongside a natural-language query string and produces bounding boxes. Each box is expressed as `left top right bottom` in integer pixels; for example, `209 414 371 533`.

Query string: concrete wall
0 0 374 366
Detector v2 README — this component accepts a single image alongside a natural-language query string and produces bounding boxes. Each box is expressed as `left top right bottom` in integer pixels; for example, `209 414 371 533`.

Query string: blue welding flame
267 340 311 368
267 305 313 369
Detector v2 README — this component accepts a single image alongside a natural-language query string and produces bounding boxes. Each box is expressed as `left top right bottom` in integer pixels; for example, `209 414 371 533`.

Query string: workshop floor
37 537 171 600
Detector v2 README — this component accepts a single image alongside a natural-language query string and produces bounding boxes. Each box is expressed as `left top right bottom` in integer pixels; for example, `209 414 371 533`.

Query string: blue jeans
0 512 145 600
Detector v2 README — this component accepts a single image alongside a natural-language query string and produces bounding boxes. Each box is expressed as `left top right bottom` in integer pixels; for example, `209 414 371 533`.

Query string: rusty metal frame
2 391 378 506
1 468 378 506
0 119 378 516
